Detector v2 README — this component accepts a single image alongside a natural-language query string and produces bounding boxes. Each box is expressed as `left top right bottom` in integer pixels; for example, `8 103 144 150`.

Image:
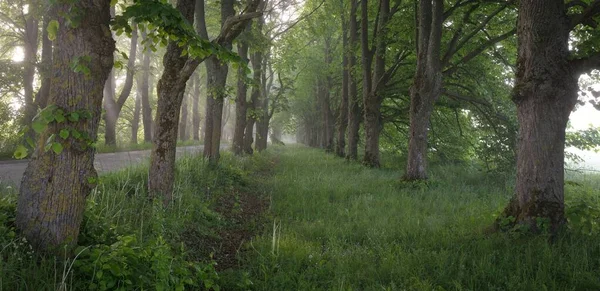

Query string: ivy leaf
47 20 59 41
69 112 80 122
32 121 46 133
59 129 70 139
13 145 28 159
51 142 64 155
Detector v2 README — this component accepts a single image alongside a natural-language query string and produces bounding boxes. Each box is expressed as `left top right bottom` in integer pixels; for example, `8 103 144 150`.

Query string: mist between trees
0 0 600 284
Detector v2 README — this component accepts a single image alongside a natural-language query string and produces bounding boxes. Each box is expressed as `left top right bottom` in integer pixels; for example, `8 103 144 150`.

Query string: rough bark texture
149 0 195 204
346 0 360 160
500 0 578 234
233 39 250 155
16 0 114 253
255 57 272 152
104 23 138 146
192 72 201 141
405 0 443 180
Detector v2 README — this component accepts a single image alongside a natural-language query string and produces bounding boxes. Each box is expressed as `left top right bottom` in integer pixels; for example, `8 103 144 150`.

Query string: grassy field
240 146 600 290
2 145 600 290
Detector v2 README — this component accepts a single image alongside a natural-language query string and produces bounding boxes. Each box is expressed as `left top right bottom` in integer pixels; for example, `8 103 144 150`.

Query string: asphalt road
0 145 206 188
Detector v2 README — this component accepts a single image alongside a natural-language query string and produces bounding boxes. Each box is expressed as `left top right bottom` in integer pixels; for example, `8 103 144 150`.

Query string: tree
16 0 114 252
336 0 349 157
233 31 250 155
346 0 360 160
139 30 153 142
499 0 600 233
404 0 515 179
146 0 260 203
103 22 138 146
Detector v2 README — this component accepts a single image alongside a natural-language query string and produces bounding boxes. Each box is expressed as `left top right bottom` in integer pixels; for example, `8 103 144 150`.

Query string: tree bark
404 0 443 180
104 23 138 146
149 0 196 203
34 15 52 110
244 50 263 154
255 56 272 152
16 0 114 253
499 0 578 234
21 6 39 134
192 72 201 140
132 91 141 144
179 90 189 141
346 0 360 160
233 38 250 155
336 3 349 157
140 30 153 143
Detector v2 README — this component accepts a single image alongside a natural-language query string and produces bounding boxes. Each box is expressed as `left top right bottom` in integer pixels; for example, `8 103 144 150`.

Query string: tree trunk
244 50 263 154
255 57 272 152
21 7 38 133
148 0 196 203
192 72 201 141
141 30 153 143
34 15 52 109
202 0 235 163
179 90 189 141
336 5 349 157
132 83 141 144
404 0 443 180
233 39 249 155
16 0 114 253
346 0 360 160
104 23 139 146
499 0 578 234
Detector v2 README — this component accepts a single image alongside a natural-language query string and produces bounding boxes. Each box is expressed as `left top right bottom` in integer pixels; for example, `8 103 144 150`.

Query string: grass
2 145 600 290
238 145 600 290
0 150 272 290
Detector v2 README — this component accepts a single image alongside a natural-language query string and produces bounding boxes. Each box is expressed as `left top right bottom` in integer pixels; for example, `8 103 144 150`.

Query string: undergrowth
0 151 272 290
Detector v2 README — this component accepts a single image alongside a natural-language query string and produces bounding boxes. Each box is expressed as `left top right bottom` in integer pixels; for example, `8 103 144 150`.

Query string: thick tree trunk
104 24 139 146
203 56 229 162
192 72 201 141
404 0 443 180
233 40 249 155
346 0 360 160
16 0 114 253
179 90 189 141
148 0 195 203
140 31 153 143
499 0 578 233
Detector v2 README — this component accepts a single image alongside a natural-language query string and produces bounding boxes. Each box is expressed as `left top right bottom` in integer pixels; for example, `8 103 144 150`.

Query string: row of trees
290 0 600 233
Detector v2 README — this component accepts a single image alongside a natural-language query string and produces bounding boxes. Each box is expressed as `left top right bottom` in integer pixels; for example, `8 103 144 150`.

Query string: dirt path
0 145 208 187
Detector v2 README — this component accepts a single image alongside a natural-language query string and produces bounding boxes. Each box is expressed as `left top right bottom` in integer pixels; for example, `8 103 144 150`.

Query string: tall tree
233 32 250 155
148 0 260 202
499 0 600 233
179 89 189 140
192 71 201 140
104 23 139 146
346 0 360 160
16 0 114 252
140 30 153 143
404 0 514 179
336 0 349 157
21 0 39 133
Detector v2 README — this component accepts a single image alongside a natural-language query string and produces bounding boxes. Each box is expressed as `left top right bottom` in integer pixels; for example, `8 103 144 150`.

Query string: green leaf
110 0 118 6
47 20 59 41
69 112 80 122
32 121 47 133
120 52 128 60
59 129 70 139
13 145 28 159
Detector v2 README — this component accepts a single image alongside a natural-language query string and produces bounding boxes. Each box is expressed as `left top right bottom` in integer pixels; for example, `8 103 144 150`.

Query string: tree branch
570 0 600 29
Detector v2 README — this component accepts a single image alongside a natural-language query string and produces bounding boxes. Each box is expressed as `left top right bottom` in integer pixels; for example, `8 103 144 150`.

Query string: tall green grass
0 151 271 290
242 146 600 290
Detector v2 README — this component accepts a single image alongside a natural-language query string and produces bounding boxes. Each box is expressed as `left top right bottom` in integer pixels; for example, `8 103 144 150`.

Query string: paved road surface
0 145 206 188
